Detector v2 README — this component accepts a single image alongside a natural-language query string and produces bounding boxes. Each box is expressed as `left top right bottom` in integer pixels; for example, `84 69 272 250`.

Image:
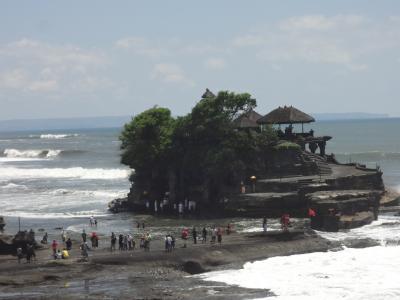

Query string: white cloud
28 80 58 92
204 58 226 70
0 69 28 89
115 37 167 58
0 38 111 95
151 63 194 87
231 14 393 69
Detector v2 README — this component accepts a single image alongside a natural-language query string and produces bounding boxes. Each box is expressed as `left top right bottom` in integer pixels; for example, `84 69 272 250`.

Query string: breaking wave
0 167 130 180
29 133 80 139
1 149 85 159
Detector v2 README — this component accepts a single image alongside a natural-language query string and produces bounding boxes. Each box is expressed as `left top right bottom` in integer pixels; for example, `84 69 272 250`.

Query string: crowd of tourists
14 214 296 263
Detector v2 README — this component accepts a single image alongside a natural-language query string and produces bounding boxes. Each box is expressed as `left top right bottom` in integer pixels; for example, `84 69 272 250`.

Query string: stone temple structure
226 105 385 231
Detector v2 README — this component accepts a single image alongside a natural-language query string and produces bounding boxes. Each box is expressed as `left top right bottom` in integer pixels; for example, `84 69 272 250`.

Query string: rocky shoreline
0 216 384 300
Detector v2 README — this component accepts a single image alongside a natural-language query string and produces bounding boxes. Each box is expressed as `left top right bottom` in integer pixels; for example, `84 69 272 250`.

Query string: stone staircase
303 152 332 175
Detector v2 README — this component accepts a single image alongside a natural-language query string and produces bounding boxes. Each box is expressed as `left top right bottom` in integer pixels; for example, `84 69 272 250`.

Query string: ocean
1 118 400 298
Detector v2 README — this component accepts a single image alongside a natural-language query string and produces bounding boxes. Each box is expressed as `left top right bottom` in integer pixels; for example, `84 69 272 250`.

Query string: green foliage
120 106 175 171
274 141 301 151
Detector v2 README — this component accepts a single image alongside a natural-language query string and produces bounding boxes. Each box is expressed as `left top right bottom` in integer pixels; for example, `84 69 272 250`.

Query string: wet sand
0 218 338 299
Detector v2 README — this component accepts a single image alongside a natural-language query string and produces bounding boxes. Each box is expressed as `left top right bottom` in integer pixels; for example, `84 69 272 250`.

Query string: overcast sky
0 0 400 120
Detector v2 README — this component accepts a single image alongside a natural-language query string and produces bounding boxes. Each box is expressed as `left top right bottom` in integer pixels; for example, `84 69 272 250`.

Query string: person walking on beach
82 229 87 243
181 228 189 248
80 242 89 260
192 227 197 244
211 227 217 244
118 234 124 251
66 238 72 250
17 247 23 264
61 230 67 243
202 227 207 243
41 232 48 244
89 216 94 227
51 240 58 257
217 227 222 244
110 232 116 251
144 233 151 252
262 217 267 233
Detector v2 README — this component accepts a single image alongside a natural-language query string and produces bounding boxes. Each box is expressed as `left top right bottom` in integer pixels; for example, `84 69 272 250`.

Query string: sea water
0 128 132 235
199 118 400 299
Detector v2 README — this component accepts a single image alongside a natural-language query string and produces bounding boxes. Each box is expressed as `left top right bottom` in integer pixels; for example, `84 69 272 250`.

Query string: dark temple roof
257 106 315 125
202 88 216 99
233 110 263 128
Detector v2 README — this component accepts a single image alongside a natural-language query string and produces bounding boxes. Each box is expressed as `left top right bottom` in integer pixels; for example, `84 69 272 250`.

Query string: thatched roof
233 110 263 128
202 88 216 99
257 106 315 124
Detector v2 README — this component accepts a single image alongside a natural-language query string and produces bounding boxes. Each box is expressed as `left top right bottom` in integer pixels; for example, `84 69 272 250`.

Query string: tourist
66 238 72 250
202 227 207 243
154 200 158 214
192 227 197 244
62 248 69 259
226 223 232 235
55 249 62 259
61 230 67 243
144 233 151 252
281 213 290 232
123 234 128 250
89 216 94 227
17 247 23 263
118 234 123 250
80 242 89 259
139 235 145 249
82 229 87 243
94 218 98 227
263 217 267 232
136 221 140 229
178 202 183 215
41 232 48 244
128 234 133 250
51 240 58 256
110 232 117 251
26 244 35 263
91 232 98 248
217 227 222 244
164 235 169 252
171 235 175 250
211 227 217 244
181 228 189 248
142 222 145 229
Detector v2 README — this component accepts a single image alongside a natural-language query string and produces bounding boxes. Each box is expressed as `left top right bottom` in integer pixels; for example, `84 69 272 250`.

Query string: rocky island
110 89 387 231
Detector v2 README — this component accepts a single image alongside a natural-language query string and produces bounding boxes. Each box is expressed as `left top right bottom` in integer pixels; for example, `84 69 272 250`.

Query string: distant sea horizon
0 112 394 132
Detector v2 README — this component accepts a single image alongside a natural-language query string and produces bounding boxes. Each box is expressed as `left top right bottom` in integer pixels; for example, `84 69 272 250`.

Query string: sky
0 0 400 120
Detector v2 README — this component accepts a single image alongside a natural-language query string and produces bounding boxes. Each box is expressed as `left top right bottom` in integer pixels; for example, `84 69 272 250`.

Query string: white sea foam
2 148 62 159
200 216 400 299
1 182 28 190
200 246 400 300
49 189 126 198
38 133 80 139
0 210 109 219
0 167 130 180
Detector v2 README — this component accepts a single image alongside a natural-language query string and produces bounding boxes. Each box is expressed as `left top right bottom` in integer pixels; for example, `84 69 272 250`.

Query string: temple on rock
228 103 384 231
114 89 386 232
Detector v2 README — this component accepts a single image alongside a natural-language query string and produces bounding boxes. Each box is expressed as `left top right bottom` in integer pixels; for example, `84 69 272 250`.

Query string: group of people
182 226 225 246
16 244 35 263
51 239 70 260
